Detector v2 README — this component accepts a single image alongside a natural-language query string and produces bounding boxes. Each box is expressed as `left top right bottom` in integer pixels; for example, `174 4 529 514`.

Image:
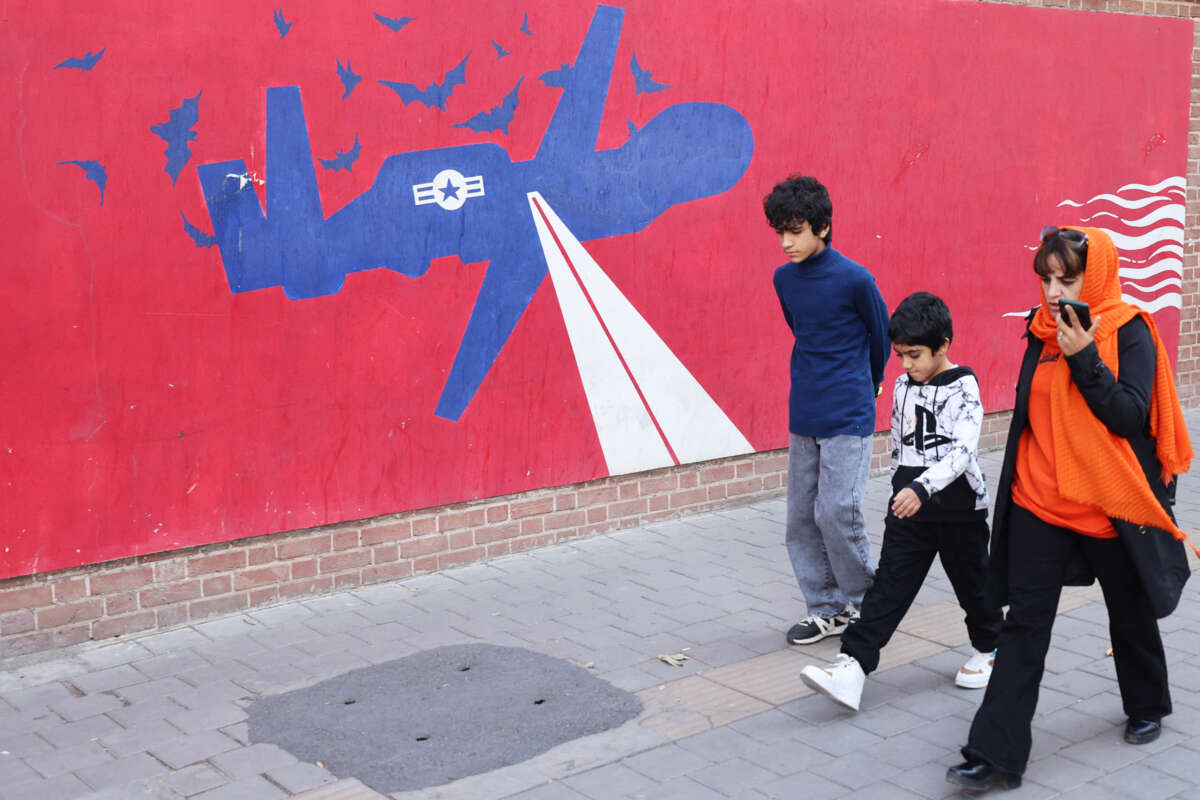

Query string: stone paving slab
292 778 384 799
3 409 1200 799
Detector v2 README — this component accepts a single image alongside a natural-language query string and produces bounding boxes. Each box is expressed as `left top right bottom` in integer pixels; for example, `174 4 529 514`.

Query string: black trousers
965 503 1171 774
841 515 1002 674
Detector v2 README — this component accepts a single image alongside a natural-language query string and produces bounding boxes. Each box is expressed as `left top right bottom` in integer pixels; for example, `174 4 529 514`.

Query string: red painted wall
1 0 1191 578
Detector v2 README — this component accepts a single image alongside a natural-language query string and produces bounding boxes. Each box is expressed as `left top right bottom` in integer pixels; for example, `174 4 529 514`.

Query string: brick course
3 0 1199 660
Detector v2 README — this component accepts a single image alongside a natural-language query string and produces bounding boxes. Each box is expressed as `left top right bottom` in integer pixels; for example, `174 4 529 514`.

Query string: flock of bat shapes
53 8 673 249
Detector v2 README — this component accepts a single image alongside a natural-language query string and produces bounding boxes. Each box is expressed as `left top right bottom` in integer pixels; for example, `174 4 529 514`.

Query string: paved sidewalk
4 411 1200 799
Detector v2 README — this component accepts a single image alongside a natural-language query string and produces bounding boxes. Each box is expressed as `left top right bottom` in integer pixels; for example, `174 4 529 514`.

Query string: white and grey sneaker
800 653 866 711
955 648 996 689
787 605 858 645
788 615 842 644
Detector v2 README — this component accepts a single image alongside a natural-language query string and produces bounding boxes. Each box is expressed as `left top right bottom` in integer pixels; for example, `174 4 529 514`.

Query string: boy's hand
892 487 922 518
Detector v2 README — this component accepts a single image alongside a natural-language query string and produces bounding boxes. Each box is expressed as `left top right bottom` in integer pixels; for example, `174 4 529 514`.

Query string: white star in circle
431 169 469 211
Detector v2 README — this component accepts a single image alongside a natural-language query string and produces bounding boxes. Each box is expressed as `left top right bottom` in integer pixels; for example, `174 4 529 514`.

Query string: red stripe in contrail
531 196 679 466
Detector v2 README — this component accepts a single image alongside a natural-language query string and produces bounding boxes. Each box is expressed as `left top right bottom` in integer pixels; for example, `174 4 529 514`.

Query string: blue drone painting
196 4 753 421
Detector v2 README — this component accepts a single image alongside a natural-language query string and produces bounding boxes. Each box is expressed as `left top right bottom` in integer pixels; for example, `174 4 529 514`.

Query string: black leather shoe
946 759 1022 791
1124 718 1161 744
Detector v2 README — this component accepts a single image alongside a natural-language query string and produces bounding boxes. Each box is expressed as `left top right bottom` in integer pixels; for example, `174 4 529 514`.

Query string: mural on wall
197 5 755 448
1005 178 1186 319
0 0 1191 578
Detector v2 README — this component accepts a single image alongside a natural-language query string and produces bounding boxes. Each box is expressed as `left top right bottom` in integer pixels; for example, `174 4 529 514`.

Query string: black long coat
986 314 1190 619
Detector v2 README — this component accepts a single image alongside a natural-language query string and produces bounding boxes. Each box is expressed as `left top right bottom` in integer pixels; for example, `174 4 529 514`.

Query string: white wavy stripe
1120 177 1186 194
1113 260 1180 281
1100 204 1184 228
1003 294 1182 317
1124 293 1181 313
1063 193 1177 211
1121 276 1182 294
1102 227 1184 252
1123 244 1183 264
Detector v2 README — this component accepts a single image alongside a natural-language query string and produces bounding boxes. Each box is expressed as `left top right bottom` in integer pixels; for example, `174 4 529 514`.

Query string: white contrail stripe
1119 259 1183 280
1125 293 1181 313
529 191 754 466
527 195 674 475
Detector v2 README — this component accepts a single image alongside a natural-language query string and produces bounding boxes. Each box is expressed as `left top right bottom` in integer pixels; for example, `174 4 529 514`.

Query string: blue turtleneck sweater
773 246 889 437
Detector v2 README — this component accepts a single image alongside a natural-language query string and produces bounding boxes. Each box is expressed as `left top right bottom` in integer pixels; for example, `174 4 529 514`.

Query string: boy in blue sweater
764 175 890 645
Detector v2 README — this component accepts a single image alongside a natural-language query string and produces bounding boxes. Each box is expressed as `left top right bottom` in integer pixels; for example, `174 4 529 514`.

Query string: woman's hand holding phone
1056 301 1099 356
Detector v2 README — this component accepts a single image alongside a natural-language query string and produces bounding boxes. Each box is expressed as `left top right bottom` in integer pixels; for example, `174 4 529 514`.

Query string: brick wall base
2 443 798 660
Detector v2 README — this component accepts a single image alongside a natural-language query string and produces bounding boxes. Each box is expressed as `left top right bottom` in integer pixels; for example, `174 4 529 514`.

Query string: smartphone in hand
1058 299 1092 330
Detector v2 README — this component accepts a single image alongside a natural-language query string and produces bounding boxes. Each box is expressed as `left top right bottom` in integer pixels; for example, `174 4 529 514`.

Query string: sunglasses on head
1040 226 1088 246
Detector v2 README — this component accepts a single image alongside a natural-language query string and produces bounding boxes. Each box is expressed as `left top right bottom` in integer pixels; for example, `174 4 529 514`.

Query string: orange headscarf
1028 226 1194 550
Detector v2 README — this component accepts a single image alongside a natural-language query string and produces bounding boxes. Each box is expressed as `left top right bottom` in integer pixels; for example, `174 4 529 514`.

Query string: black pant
841 515 1002 674
965 503 1171 774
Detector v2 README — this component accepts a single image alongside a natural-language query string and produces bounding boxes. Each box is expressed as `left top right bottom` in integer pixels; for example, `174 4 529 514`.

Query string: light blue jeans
786 433 876 620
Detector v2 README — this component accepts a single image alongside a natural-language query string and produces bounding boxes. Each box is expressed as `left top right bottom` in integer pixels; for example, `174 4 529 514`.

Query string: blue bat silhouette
318 134 362 171
379 54 468 111
453 78 522 135
374 12 413 32
150 92 201 185
631 52 670 94
54 48 105 71
58 160 107 205
492 40 512 59
539 63 571 88
181 211 217 247
520 12 533 35
336 59 362 98
273 9 293 38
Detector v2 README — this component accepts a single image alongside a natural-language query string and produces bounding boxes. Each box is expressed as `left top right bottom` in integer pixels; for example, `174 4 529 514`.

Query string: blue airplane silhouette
195 4 753 421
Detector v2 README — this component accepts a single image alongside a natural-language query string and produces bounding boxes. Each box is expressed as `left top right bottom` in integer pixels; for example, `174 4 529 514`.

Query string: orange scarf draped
1027 226 1194 552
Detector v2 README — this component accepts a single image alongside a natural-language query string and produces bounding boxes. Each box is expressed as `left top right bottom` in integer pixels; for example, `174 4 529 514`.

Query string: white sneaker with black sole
955 648 996 689
787 605 858 645
800 653 866 711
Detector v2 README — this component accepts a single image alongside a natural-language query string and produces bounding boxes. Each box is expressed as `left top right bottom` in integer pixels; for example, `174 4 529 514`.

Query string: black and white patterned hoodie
890 365 988 520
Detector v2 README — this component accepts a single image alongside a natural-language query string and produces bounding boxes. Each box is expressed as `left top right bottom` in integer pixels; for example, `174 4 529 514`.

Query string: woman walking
947 225 1194 791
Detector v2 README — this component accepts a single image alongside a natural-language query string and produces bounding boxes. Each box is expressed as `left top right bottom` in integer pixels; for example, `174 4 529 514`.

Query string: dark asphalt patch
247 643 642 793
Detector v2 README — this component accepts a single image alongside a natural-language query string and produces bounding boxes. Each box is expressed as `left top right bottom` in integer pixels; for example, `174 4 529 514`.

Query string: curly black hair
888 291 953 351
762 174 833 244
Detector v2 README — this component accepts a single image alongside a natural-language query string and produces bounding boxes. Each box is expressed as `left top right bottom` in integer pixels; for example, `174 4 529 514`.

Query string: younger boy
800 292 1003 711
765 175 890 645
